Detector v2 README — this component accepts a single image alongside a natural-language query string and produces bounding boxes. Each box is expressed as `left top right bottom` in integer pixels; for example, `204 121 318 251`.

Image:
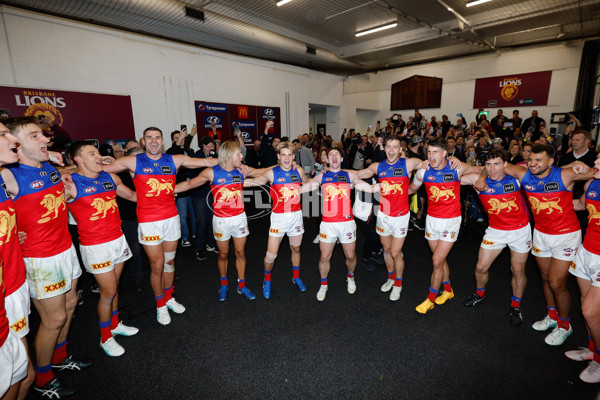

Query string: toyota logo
207 116 220 124
263 109 274 116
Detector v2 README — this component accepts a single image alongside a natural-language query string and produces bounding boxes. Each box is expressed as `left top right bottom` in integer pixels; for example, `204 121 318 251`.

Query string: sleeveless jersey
68 172 123 246
583 180 600 255
522 167 580 235
0 175 26 296
0 263 8 347
210 165 244 218
321 170 353 223
9 162 71 257
133 153 177 223
377 158 410 217
423 163 461 218
270 166 301 214
478 175 529 230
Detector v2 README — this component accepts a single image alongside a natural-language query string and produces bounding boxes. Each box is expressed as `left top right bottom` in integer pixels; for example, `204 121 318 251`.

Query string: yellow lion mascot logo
487 197 518 214
216 188 241 203
39 192 66 223
146 178 173 197
325 185 348 201
428 186 456 202
529 197 562 214
278 187 299 202
90 197 118 221
0 208 16 245
380 181 403 195
587 204 600 225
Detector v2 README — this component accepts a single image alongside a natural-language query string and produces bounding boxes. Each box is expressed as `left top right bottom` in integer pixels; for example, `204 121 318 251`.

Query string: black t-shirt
116 171 137 222
558 149 598 198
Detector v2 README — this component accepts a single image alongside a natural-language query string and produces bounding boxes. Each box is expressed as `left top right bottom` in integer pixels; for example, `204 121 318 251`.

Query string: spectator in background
505 110 522 142
508 143 523 164
293 138 315 174
446 136 465 162
245 140 262 169
521 110 546 142
260 122 279 167
112 144 125 159
440 115 452 136
124 139 139 153
190 136 219 261
490 109 506 142
455 135 466 153
517 143 532 166
38 114 72 153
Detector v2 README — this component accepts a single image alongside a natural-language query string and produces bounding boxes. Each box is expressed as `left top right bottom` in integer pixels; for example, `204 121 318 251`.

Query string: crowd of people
0 106 600 399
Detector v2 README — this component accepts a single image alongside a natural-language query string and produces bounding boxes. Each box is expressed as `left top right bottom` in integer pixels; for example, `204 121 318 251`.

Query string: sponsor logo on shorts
239 227 247 234
482 239 495 246
442 230 448 237
376 226 385 233
443 174 454 182
526 240 532 249
295 226 302 232
143 168 153 173
84 186 96 194
596 272 600 283
215 232 223 238
161 166 172 174
91 261 112 270
319 233 327 239
400 228 406 235
544 182 559 192
143 235 161 241
10 317 27 333
425 232 432 237
269 228 280 234
347 231 355 239
532 246 541 253
563 247 574 257
569 262 576 270
43 280 66 293
30 180 44 189
450 232 456 239
123 248 130 256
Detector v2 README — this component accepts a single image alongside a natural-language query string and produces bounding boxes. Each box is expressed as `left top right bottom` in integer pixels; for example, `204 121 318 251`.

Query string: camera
180 124 187 131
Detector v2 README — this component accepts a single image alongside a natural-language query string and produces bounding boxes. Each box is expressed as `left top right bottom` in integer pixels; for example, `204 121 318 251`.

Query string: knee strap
264 251 278 264
164 251 176 273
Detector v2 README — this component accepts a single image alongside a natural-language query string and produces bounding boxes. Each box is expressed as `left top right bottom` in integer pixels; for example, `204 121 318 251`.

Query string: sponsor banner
473 71 552 109
195 101 280 146
0 86 135 142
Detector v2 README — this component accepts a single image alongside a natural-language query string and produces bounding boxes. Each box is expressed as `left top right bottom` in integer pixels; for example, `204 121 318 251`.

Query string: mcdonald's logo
40 171 48 177
238 106 249 119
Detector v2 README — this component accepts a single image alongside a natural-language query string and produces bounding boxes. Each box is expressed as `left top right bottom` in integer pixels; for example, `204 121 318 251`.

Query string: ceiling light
355 22 397 37
276 0 294 6
466 0 492 7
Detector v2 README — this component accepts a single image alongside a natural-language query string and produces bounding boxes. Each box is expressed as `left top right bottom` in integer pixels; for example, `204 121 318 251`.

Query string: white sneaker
580 361 600 383
313 235 320 244
316 285 328 301
111 322 139 337
100 337 125 357
347 277 356 294
380 278 394 292
166 298 186 314
545 325 573 346
532 315 558 331
565 347 594 361
157 306 171 326
389 286 402 301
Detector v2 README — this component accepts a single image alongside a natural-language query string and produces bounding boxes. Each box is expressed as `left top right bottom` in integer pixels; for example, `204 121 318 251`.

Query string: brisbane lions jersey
423 163 461 218
522 167 580 235
321 170 352 223
9 162 71 257
270 166 301 214
211 165 244 218
133 153 177 223
0 261 8 347
583 180 600 255
377 158 410 217
68 172 123 246
0 175 25 297
478 175 529 230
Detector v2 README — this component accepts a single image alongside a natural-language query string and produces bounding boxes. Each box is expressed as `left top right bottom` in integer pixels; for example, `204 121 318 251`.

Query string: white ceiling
2 0 599 75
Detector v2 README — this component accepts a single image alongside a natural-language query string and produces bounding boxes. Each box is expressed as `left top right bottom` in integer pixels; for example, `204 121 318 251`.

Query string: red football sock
547 307 559 321
476 288 486 297
320 278 328 286
51 340 68 365
292 266 300 280
155 294 166 308
110 310 119 330
394 277 403 287
443 281 452 293
558 316 570 330
427 287 438 302
594 347 600 364
588 335 595 353
388 271 394 280
220 277 228 287
164 285 174 302
35 364 54 388
264 270 272 282
510 296 521 309
100 320 112 343
238 279 246 289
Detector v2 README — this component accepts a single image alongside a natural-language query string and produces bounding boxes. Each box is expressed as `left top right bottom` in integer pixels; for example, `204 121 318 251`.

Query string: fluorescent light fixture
355 22 397 37
276 0 294 6
466 0 492 7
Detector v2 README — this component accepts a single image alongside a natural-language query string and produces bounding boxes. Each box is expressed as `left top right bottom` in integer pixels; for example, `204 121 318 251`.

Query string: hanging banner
195 101 280 145
0 86 135 142
473 71 552 109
